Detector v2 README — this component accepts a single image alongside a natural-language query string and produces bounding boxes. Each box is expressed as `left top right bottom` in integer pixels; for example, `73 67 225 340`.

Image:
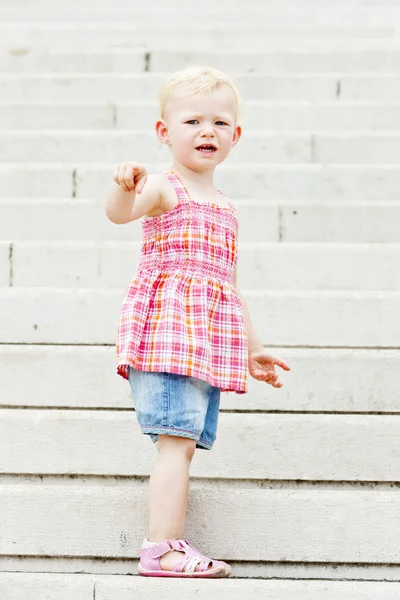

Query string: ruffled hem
116 268 248 394
116 361 248 394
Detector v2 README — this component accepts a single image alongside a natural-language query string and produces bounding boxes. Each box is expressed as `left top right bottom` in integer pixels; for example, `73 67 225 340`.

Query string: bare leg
147 434 203 571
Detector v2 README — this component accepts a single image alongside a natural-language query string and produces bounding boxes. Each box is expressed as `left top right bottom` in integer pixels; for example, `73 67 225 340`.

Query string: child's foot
160 549 206 572
139 538 231 577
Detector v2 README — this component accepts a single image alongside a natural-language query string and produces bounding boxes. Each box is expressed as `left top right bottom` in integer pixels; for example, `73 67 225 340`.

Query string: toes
194 560 212 572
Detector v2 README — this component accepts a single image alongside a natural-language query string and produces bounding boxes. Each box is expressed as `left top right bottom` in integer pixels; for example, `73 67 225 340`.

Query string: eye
215 121 228 126
186 119 198 125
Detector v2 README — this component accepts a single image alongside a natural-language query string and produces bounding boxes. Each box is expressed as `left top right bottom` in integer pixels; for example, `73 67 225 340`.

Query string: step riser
2 485 400 563
2 574 400 600
1 289 399 346
0 0 388 9
2 103 400 131
3 50 400 73
3 410 400 480
3 165 400 200
1 201 398 243
3 132 400 164
1 28 394 50
1 75 400 102
3 242 400 290
1 346 397 412
2 8 400 25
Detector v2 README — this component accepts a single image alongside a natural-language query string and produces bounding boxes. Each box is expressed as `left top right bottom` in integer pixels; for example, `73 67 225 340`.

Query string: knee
157 435 196 461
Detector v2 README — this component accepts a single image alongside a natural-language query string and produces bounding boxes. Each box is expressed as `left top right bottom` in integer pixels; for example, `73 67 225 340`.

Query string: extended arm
233 225 290 387
234 268 263 355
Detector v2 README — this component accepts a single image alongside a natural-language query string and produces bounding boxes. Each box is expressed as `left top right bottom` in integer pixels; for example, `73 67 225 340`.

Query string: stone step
1 483 400 564
3 408 400 480
1 345 397 412
2 198 398 243
2 574 400 600
2 130 400 164
1 101 400 131
2 560 400 583
3 241 399 290
0 0 393 10
1 288 399 346
0 25 394 50
1 74 400 102
2 164 399 200
149 47 400 73
3 48 400 74
2 6 400 24
6 38 397 51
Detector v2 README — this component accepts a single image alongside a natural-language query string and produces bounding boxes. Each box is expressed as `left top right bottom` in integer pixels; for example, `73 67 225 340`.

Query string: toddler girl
105 66 290 578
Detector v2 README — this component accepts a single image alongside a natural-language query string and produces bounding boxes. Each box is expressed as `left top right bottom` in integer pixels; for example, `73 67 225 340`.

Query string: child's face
156 84 241 171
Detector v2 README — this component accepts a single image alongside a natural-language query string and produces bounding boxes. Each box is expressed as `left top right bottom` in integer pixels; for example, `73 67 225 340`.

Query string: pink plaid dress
116 170 248 394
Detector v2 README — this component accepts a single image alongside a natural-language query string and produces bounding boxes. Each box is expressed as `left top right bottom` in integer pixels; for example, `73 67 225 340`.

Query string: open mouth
196 144 217 153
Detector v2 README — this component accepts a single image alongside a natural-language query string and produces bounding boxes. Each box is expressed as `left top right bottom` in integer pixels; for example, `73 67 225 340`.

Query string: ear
155 119 170 145
231 125 242 148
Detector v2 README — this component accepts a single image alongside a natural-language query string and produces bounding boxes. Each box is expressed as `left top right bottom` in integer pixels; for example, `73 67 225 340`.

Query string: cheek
176 133 195 152
220 132 234 150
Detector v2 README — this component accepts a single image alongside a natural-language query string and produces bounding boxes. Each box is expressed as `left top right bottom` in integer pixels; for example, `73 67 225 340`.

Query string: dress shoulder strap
217 188 236 212
164 171 236 212
163 170 191 205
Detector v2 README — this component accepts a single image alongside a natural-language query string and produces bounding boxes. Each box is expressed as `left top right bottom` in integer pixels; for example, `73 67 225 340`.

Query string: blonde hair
158 66 241 121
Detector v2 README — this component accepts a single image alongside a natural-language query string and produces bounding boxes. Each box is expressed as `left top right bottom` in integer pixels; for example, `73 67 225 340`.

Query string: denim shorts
127 367 221 450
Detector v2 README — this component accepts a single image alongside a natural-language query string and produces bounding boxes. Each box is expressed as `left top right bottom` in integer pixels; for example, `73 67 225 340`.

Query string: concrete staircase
1 0 400 597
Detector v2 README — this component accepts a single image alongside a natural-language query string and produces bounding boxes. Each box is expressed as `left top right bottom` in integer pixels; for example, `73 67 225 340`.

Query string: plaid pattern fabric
116 170 248 394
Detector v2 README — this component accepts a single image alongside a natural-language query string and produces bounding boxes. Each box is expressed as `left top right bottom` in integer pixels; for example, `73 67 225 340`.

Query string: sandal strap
184 540 213 566
169 539 188 552
169 539 214 573
146 540 172 559
173 554 200 573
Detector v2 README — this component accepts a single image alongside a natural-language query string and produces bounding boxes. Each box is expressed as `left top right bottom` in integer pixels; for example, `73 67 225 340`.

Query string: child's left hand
248 349 291 388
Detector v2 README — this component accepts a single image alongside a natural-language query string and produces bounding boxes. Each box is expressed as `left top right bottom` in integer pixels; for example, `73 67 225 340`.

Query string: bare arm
105 183 138 224
104 162 162 224
233 222 263 355
237 289 264 355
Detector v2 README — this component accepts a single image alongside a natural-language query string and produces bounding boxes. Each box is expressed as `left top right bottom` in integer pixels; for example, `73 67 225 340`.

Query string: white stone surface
2 484 400 562
3 101 400 131
0 131 313 164
3 164 399 199
280 201 400 243
0 242 9 285
0 26 394 50
149 47 400 72
76 164 400 201
2 0 400 586
243 101 400 130
0 0 386 10
0 346 398 412
0 103 117 129
0 198 279 242
0 74 390 102
2 573 400 600
1 288 399 346
1 573 94 600
0 74 398 102
4 131 400 164
1 199 398 243
3 48 400 73
2 409 400 480
6 241 400 290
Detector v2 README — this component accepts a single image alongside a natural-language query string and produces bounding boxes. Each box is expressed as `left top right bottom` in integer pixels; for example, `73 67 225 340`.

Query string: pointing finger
274 358 291 371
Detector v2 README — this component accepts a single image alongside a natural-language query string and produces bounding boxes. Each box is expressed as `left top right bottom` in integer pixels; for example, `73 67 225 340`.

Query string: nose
200 122 215 137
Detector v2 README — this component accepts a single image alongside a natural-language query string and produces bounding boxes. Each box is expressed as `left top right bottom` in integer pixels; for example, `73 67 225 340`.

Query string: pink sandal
138 538 231 578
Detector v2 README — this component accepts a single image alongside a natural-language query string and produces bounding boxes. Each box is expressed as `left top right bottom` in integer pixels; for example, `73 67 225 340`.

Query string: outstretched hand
248 349 290 388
